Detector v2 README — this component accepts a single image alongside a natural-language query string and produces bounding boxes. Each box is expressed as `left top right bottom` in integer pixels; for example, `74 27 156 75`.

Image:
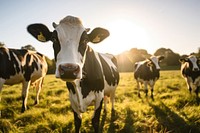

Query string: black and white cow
0 47 47 112
134 55 164 99
179 55 200 97
27 16 119 133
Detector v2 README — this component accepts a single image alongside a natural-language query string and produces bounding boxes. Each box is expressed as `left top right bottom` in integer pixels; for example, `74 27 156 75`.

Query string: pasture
0 71 200 133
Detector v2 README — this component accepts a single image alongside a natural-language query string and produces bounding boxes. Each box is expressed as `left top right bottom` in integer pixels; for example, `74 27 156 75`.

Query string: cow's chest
68 89 104 113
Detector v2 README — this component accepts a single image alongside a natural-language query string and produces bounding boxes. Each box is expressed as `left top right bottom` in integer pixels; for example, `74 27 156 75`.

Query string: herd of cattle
0 16 199 133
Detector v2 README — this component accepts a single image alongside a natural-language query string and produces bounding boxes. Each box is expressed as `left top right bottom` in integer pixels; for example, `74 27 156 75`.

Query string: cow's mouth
59 63 80 80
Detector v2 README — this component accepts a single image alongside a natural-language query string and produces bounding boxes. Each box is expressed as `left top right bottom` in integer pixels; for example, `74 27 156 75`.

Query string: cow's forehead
59 16 83 26
150 56 158 63
55 16 85 41
188 55 197 62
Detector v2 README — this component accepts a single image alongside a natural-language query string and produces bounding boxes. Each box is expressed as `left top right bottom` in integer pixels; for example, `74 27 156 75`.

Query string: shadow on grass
119 108 135 133
100 108 135 133
149 102 200 133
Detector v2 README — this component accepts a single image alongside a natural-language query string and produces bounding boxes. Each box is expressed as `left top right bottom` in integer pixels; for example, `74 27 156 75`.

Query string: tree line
116 47 200 72
0 42 200 73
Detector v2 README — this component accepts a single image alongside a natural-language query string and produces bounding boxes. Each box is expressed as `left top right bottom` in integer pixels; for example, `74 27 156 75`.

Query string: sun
90 19 151 55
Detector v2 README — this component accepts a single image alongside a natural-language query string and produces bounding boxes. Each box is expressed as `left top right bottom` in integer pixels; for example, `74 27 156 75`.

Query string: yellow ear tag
37 32 46 42
92 35 101 43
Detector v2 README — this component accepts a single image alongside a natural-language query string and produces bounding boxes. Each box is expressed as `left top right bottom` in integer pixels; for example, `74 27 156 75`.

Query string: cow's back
0 47 47 85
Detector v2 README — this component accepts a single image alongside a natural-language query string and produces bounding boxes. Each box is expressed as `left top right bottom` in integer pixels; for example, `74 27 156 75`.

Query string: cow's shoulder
80 47 104 98
98 53 119 86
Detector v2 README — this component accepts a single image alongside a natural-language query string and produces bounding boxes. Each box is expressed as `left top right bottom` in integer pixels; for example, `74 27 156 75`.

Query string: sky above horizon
0 0 200 59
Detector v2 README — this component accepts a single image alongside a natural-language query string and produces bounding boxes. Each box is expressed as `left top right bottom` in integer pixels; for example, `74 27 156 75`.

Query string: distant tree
154 48 180 66
21 44 36 51
45 57 56 74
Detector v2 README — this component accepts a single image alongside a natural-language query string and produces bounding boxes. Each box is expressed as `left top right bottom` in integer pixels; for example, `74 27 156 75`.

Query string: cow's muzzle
58 63 80 80
193 68 199 71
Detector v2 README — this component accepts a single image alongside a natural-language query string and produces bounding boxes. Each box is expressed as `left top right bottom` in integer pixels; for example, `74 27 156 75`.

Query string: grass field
0 71 200 133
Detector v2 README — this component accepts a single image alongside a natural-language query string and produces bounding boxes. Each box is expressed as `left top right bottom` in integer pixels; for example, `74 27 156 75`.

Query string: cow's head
179 55 200 71
27 16 109 81
147 55 164 70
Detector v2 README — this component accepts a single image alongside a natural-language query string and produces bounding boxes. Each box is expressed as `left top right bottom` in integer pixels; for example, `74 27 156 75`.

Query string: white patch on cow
188 55 199 71
150 56 160 69
135 60 146 72
99 53 117 70
69 80 104 115
54 16 86 78
186 76 200 92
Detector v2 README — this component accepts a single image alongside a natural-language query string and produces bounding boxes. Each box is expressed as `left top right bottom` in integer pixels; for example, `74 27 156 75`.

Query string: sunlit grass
0 71 200 132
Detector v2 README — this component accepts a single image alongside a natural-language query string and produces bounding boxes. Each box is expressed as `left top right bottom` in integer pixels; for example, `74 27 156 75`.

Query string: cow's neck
66 47 104 113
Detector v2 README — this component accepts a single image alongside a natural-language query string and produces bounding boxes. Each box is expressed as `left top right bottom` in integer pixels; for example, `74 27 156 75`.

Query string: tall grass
0 71 199 133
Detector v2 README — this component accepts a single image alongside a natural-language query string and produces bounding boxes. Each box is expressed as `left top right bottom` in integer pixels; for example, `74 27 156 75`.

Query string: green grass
0 71 200 133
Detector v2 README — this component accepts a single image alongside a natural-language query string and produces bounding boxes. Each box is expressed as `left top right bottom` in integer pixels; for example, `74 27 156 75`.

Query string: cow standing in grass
0 47 47 112
27 15 119 133
179 55 200 98
134 55 164 99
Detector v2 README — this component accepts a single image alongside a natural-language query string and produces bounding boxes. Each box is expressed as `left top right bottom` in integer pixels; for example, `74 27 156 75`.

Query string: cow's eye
51 37 58 43
82 38 89 45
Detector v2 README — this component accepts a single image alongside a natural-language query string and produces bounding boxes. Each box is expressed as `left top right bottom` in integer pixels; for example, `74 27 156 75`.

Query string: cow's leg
0 80 4 118
186 78 192 93
150 86 154 100
136 81 141 97
92 99 103 133
21 81 31 113
73 110 82 133
144 81 148 97
195 86 199 98
150 81 155 100
0 79 5 102
110 90 116 111
34 78 44 105
104 96 108 112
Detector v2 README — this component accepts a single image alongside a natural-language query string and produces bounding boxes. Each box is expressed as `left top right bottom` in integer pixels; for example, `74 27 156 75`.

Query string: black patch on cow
66 82 76 94
52 31 61 62
80 47 104 98
78 31 88 57
99 54 119 86
0 48 19 79
134 61 160 81
182 65 200 82
23 53 39 81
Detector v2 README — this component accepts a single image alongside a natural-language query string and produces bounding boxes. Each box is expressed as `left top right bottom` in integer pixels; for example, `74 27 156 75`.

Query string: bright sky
0 0 200 59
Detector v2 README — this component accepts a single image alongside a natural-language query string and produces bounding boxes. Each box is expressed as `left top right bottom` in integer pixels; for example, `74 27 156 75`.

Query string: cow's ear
158 55 165 62
27 24 52 42
134 62 138 69
88 28 110 44
147 59 153 67
179 58 186 63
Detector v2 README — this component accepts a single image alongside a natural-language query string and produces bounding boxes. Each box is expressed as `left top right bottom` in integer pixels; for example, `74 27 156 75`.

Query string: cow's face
148 55 164 70
180 55 200 71
27 16 109 81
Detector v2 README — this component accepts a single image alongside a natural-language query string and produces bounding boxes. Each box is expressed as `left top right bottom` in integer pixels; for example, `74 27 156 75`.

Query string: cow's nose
193 68 199 71
59 63 80 80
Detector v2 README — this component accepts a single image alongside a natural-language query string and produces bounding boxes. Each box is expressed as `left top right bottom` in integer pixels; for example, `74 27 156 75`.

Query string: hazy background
0 0 200 59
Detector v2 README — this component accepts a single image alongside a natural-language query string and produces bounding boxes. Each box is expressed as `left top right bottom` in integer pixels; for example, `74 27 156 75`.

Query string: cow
27 15 119 133
0 47 48 113
134 55 164 100
179 55 200 98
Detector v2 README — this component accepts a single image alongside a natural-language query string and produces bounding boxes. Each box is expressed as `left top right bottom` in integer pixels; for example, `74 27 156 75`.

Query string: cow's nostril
59 63 80 80
193 68 199 71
